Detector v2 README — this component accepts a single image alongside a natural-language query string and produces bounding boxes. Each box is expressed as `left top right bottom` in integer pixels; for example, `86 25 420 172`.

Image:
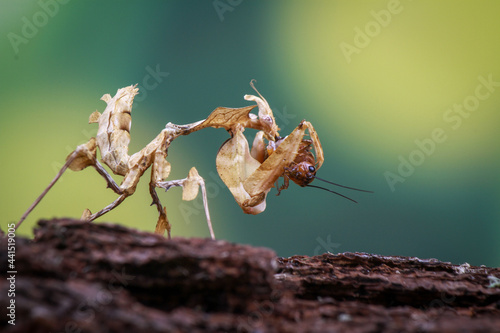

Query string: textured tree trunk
1 219 499 332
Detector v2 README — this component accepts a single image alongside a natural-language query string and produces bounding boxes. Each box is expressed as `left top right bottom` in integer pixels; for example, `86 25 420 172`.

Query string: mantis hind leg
149 180 172 239
155 167 214 240
16 137 130 231
81 193 128 222
148 149 214 239
15 149 81 231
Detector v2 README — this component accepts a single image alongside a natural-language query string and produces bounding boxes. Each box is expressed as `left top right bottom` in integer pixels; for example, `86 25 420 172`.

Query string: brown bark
1 219 499 332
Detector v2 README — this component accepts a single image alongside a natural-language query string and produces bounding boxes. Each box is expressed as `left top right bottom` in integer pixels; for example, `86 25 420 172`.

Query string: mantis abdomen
89 86 138 176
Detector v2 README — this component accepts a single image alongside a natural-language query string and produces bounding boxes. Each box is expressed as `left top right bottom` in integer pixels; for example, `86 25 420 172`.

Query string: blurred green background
1 1 499 267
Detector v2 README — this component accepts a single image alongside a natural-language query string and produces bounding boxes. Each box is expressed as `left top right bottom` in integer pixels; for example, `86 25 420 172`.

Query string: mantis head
244 79 279 140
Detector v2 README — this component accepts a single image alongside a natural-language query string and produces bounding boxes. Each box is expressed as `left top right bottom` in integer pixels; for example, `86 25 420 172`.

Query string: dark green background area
2 1 499 267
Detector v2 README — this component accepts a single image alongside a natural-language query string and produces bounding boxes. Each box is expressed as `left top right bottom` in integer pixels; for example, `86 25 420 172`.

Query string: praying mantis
15 81 371 239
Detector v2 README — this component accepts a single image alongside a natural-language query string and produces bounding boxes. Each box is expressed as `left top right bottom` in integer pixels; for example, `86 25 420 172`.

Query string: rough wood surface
1 219 499 332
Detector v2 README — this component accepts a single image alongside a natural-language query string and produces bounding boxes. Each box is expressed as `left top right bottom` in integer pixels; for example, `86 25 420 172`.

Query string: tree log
1 219 499 332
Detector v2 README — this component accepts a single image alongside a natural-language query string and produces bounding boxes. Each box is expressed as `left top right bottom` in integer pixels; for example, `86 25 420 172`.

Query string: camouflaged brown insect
16 81 370 239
